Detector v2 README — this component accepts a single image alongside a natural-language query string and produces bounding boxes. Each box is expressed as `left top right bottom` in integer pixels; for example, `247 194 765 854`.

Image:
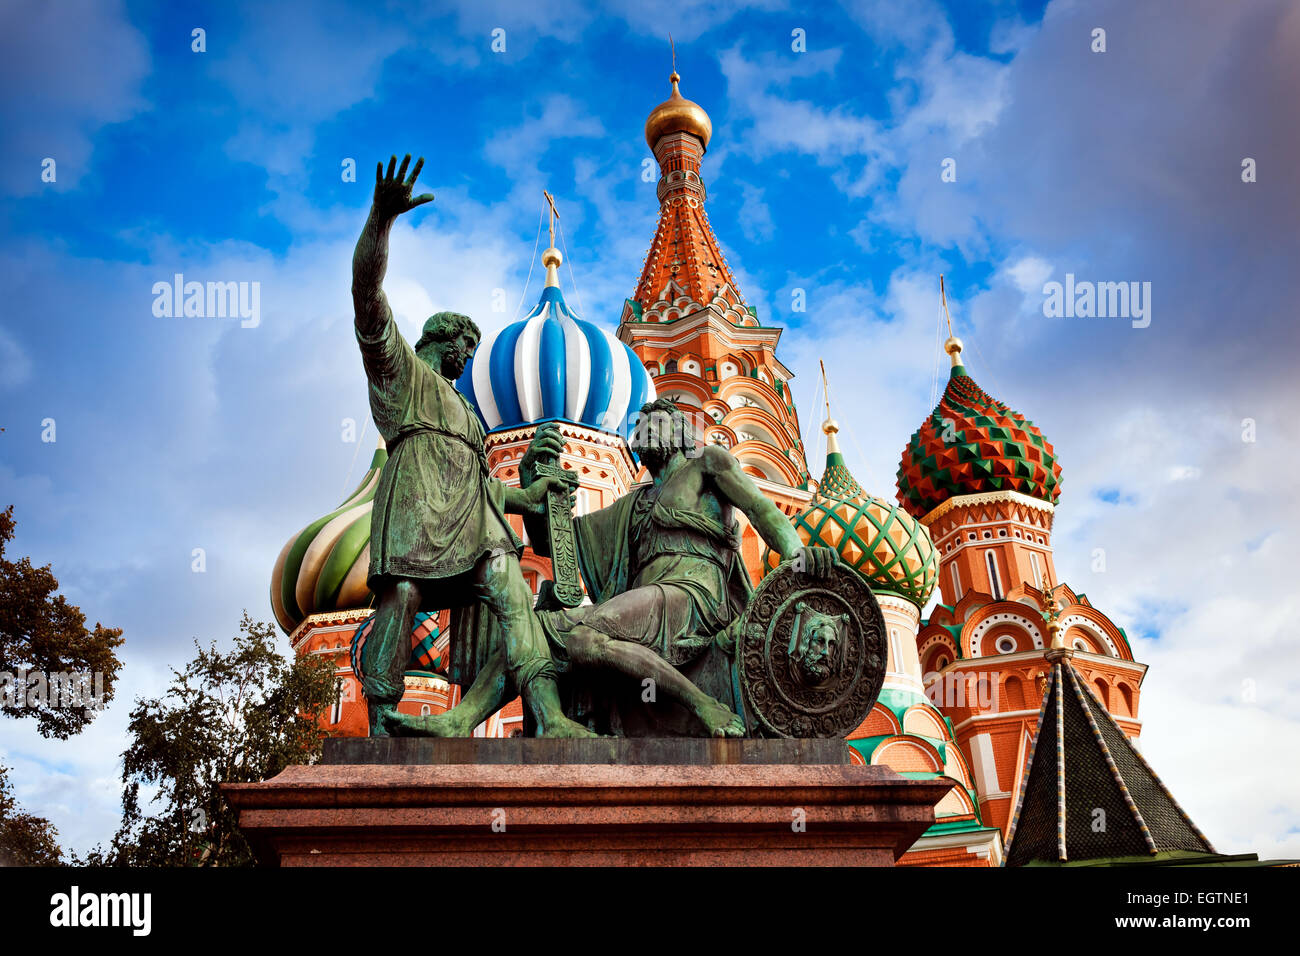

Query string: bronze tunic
356 314 519 586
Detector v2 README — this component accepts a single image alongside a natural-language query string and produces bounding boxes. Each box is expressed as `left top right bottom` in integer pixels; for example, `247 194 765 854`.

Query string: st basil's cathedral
269 68 1227 867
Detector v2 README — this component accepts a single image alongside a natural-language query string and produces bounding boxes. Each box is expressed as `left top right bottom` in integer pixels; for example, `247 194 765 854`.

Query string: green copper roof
765 444 938 605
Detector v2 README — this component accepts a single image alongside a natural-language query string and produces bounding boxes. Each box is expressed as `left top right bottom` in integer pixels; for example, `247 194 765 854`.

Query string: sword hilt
534 462 584 608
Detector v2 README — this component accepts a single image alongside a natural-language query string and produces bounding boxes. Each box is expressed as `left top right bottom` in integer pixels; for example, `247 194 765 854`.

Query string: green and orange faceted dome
764 422 938 607
270 442 384 633
897 350 1062 519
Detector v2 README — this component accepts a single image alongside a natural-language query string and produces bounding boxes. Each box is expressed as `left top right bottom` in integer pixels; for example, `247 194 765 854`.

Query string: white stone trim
967 611 1044 658
907 828 1004 865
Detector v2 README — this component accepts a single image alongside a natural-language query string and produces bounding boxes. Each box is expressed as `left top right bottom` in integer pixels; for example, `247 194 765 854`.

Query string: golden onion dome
645 71 712 150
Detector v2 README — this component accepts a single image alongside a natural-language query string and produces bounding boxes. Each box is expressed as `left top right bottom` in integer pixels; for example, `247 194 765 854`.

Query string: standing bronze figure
351 154 592 738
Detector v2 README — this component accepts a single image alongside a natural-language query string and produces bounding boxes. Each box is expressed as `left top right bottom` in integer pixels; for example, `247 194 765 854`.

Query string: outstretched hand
373 154 434 221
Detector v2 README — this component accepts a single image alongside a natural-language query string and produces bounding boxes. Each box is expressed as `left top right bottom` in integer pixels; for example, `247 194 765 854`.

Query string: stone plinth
223 739 951 867
320 736 853 766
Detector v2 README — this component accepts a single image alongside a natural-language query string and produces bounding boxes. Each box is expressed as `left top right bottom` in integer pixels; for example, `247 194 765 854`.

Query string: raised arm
701 444 837 577
352 154 434 339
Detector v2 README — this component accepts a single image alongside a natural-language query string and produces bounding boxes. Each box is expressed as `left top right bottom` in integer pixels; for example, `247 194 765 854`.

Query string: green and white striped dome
270 442 384 633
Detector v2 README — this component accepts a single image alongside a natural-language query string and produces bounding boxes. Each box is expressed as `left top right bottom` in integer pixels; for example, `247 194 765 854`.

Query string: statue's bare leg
566 625 746 737
379 649 510 737
477 554 597 738
361 578 422 736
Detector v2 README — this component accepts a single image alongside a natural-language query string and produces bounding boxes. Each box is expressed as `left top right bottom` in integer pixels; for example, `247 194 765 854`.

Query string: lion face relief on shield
788 602 849 686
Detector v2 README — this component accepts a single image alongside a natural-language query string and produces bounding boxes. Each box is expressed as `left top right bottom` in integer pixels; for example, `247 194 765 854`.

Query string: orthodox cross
820 358 832 420
940 273 954 337
543 189 560 248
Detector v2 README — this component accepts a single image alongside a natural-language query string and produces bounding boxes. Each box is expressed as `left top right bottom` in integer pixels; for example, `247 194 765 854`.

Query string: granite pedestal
223 738 951 866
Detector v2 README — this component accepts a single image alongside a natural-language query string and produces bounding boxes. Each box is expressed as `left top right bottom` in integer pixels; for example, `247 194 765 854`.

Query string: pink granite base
223 762 951 866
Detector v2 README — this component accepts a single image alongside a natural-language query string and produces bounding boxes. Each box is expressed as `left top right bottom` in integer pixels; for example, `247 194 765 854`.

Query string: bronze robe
450 483 753 735
356 313 520 587
544 487 751 666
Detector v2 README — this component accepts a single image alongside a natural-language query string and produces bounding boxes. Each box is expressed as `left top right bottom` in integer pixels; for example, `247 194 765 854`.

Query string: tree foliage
0 763 63 866
0 505 124 738
78 614 338 867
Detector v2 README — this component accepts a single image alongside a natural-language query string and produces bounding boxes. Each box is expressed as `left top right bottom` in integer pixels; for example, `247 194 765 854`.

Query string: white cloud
0 0 149 196
0 327 33 388
1003 255 1053 294
736 181 775 242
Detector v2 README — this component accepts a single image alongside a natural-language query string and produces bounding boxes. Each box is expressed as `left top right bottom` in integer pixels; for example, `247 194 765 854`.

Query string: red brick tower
618 69 812 577
900 332 1147 837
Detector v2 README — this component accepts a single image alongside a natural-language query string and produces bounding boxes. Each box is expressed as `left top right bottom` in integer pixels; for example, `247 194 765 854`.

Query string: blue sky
1 0 1298 859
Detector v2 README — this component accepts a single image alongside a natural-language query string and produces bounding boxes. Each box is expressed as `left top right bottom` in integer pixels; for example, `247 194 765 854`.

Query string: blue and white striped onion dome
457 281 655 439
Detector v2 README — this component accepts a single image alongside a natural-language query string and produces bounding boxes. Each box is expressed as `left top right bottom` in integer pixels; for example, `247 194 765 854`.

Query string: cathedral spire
619 58 810 491
632 63 751 327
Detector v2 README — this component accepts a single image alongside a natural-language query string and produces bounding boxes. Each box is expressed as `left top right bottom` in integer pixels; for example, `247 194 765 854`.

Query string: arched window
664 359 678 374
985 550 1003 600
1028 551 1042 587
950 564 963 602
889 628 901 672
1093 679 1109 709
1004 676 1026 711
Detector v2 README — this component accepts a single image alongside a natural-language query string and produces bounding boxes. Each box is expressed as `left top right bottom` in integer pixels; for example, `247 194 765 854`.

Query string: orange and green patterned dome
897 340 1062 519
764 421 938 607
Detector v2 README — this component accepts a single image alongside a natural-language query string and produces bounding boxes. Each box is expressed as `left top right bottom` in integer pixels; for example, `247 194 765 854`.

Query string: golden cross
820 358 832 420
542 189 560 249
940 273 954 337
669 34 676 73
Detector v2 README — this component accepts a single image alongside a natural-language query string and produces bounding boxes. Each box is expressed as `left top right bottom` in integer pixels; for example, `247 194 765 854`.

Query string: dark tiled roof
1005 656 1214 866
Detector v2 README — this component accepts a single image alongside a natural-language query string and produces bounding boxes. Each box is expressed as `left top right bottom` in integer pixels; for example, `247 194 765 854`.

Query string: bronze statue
350 154 592 738
354 155 888 740
386 400 850 737
523 402 839 736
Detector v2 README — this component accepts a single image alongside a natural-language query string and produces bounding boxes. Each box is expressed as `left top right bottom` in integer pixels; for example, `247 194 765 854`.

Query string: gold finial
645 40 712 149
820 359 841 454
940 274 963 367
1043 574 1066 651
542 190 562 288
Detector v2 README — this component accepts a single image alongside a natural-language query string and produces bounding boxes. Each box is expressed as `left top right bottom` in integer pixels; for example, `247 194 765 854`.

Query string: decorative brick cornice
921 489 1055 528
